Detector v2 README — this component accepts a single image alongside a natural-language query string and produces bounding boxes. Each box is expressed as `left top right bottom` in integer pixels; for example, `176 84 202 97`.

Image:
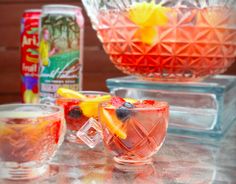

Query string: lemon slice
129 1 156 27
129 1 169 44
135 27 158 45
147 4 169 26
100 108 127 139
79 95 111 118
124 98 138 104
129 1 169 27
57 88 86 99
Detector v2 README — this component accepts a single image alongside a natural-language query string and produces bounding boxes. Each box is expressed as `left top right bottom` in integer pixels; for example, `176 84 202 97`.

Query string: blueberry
116 106 131 121
68 106 82 119
123 102 134 109
116 102 135 121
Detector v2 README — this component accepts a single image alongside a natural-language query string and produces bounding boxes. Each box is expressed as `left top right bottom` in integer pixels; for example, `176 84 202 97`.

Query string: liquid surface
0 111 45 118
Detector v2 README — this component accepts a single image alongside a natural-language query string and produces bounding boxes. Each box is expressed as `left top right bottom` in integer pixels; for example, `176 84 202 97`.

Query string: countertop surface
1 123 236 184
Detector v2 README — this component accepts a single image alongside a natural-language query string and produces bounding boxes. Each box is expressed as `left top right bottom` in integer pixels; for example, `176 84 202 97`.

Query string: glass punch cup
0 104 66 180
56 88 111 143
77 97 169 165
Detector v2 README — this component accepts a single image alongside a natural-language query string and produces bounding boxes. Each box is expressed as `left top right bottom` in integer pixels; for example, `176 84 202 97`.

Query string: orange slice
100 108 127 139
57 88 86 99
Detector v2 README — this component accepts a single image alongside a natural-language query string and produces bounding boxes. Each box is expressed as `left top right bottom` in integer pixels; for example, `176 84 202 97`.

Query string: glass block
106 75 236 138
76 118 102 148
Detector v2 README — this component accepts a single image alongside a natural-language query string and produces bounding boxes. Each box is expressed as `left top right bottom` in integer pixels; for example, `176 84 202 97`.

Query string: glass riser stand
106 75 236 138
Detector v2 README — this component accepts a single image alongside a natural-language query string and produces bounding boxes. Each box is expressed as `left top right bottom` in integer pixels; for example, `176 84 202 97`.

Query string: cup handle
76 118 102 148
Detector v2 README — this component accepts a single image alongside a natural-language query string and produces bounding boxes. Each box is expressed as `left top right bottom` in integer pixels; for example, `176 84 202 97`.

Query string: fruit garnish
100 108 127 139
116 106 132 121
129 1 169 27
116 102 134 121
57 88 86 99
79 101 97 118
49 120 61 144
142 100 155 105
123 102 135 108
110 97 126 107
128 1 169 44
68 106 82 119
79 95 112 118
124 98 138 104
135 27 158 45
65 109 89 131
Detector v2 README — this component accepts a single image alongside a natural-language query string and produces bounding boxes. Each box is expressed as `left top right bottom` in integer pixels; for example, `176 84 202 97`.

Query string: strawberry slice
49 120 61 144
110 97 125 107
142 100 155 105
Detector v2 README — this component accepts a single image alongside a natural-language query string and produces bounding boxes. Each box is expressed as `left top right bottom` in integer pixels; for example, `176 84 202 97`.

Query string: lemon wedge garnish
79 95 111 118
57 88 86 99
100 108 127 139
124 98 138 104
129 1 169 44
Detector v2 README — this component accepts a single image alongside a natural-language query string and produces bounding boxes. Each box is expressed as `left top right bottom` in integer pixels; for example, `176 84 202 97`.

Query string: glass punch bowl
82 0 236 82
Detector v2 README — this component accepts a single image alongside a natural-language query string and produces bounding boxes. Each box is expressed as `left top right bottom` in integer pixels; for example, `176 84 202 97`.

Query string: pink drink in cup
55 88 111 143
0 104 66 180
77 97 169 165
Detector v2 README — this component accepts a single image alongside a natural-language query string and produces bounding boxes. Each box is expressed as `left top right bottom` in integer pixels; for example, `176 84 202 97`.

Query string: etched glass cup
55 91 111 144
82 0 236 82
77 99 169 165
0 104 66 180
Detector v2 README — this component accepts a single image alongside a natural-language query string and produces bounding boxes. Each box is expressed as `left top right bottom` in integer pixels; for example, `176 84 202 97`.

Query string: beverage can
20 9 41 103
39 5 84 99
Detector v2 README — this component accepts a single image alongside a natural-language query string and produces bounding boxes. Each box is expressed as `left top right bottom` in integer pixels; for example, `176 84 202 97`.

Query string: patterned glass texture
82 0 236 81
